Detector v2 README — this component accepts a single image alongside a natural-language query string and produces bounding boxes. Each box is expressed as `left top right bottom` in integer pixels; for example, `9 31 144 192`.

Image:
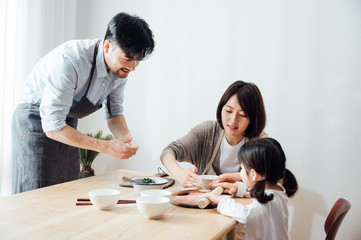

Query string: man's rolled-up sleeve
40 56 77 132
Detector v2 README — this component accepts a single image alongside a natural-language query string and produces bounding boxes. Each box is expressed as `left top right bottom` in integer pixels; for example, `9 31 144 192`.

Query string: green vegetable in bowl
141 177 155 184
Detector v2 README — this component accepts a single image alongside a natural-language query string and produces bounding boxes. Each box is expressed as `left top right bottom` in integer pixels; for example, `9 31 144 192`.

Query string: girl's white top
217 182 289 240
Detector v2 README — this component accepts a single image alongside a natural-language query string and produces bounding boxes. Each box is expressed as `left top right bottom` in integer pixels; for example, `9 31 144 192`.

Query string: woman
160 81 267 188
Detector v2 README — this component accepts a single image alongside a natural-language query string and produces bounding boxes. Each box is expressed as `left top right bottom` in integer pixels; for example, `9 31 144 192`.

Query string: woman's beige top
160 121 267 175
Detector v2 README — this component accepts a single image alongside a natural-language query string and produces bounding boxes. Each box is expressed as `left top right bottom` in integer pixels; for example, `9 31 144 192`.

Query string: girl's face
221 94 250 145
240 163 253 188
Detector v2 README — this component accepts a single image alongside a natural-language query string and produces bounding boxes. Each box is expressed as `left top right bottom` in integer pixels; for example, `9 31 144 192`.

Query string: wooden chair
324 198 351 240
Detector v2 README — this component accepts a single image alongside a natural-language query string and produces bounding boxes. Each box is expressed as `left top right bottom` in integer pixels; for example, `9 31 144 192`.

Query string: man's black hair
104 12 155 60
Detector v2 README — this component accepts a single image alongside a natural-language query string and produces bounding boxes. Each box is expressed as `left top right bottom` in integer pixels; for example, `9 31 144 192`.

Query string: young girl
204 137 298 240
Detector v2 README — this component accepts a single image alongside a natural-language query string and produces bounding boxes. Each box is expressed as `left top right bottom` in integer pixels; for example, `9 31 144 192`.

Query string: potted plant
79 130 115 178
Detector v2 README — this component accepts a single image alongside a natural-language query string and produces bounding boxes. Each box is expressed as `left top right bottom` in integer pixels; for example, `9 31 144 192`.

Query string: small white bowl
140 189 172 198
131 176 168 194
88 189 120 210
200 175 218 189
136 196 170 219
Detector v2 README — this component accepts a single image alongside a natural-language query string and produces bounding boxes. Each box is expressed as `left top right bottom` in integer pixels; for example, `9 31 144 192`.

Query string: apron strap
84 40 112 117
107 95 112 116
84 40 101 97
202 130 225 175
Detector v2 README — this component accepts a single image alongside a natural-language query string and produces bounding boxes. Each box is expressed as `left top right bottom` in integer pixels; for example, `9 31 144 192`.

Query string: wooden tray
170 189 217 209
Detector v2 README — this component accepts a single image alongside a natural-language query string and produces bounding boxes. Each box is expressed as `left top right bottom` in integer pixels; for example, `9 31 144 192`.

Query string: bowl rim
139 189 172 196
136 195 170 204
131 176 168 185
88 188 120 196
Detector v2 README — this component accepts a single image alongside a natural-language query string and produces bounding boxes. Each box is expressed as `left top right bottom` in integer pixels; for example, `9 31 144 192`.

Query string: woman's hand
209 182 238 196
178 167 202 188
215 172 242 183
161 154 202 188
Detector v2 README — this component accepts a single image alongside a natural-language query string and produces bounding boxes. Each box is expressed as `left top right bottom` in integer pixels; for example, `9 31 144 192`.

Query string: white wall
73 0 361 239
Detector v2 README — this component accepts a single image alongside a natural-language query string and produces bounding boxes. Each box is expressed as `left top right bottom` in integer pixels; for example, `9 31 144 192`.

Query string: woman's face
221 94 250 145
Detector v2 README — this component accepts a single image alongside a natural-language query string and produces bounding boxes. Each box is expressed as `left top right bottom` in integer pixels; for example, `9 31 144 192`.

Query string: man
11 12 155 193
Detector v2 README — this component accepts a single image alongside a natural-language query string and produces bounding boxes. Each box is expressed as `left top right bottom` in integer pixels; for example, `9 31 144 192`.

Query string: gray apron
12 40 107 194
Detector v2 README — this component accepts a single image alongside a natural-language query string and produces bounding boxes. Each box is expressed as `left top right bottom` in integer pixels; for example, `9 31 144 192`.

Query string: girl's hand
209 182 238 196
215 172 242 183
201 193 224 204
178 167 202 188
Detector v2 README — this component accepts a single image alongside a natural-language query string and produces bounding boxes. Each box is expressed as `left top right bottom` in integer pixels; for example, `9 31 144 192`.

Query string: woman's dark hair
104 12 155 60
216 81 266 139
239 137 298 204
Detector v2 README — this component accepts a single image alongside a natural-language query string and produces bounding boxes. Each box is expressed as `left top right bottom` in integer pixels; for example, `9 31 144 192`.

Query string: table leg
220 224 236 240
226 226 236 240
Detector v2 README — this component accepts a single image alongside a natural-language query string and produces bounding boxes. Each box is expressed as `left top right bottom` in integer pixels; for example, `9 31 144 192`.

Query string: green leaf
80 130 115 168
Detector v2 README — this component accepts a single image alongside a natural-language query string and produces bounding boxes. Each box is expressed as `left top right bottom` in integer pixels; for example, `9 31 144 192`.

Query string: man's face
103 40 140 78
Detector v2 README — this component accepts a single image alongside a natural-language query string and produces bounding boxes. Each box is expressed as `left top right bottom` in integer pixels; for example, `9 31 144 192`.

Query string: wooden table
0 170 251 240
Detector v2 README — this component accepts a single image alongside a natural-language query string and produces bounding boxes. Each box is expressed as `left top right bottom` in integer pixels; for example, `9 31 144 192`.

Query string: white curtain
0 0 29 197
0 0 76 197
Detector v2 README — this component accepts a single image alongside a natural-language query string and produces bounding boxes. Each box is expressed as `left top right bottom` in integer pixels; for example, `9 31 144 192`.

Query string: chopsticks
76 198 136 206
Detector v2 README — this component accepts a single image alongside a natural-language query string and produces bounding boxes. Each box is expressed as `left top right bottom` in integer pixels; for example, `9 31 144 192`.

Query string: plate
130 176 169 185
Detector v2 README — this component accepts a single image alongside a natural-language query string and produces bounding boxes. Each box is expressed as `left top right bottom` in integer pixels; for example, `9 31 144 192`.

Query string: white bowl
88 189 120 210
200 175 218 189
140 189 172 198
131 176 168 194
136 196 170 219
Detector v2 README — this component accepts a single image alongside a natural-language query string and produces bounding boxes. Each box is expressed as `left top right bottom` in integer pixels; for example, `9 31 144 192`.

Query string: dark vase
79 168 95 178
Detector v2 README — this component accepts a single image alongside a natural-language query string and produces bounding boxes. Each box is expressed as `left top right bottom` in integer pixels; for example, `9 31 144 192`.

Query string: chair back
324 198 351 240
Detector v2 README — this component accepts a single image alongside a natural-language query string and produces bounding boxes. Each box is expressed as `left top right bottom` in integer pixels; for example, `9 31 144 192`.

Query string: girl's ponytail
239 138 299 204
250 179 274 204
283 169 298 197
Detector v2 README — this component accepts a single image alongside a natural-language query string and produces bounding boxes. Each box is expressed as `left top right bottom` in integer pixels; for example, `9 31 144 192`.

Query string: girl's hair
239 137 298 203
216 81 266 139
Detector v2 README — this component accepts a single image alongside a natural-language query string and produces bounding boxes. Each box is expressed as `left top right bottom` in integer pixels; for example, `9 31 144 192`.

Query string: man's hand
106 135 139 159
46 125 139 159
106 116 139 158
